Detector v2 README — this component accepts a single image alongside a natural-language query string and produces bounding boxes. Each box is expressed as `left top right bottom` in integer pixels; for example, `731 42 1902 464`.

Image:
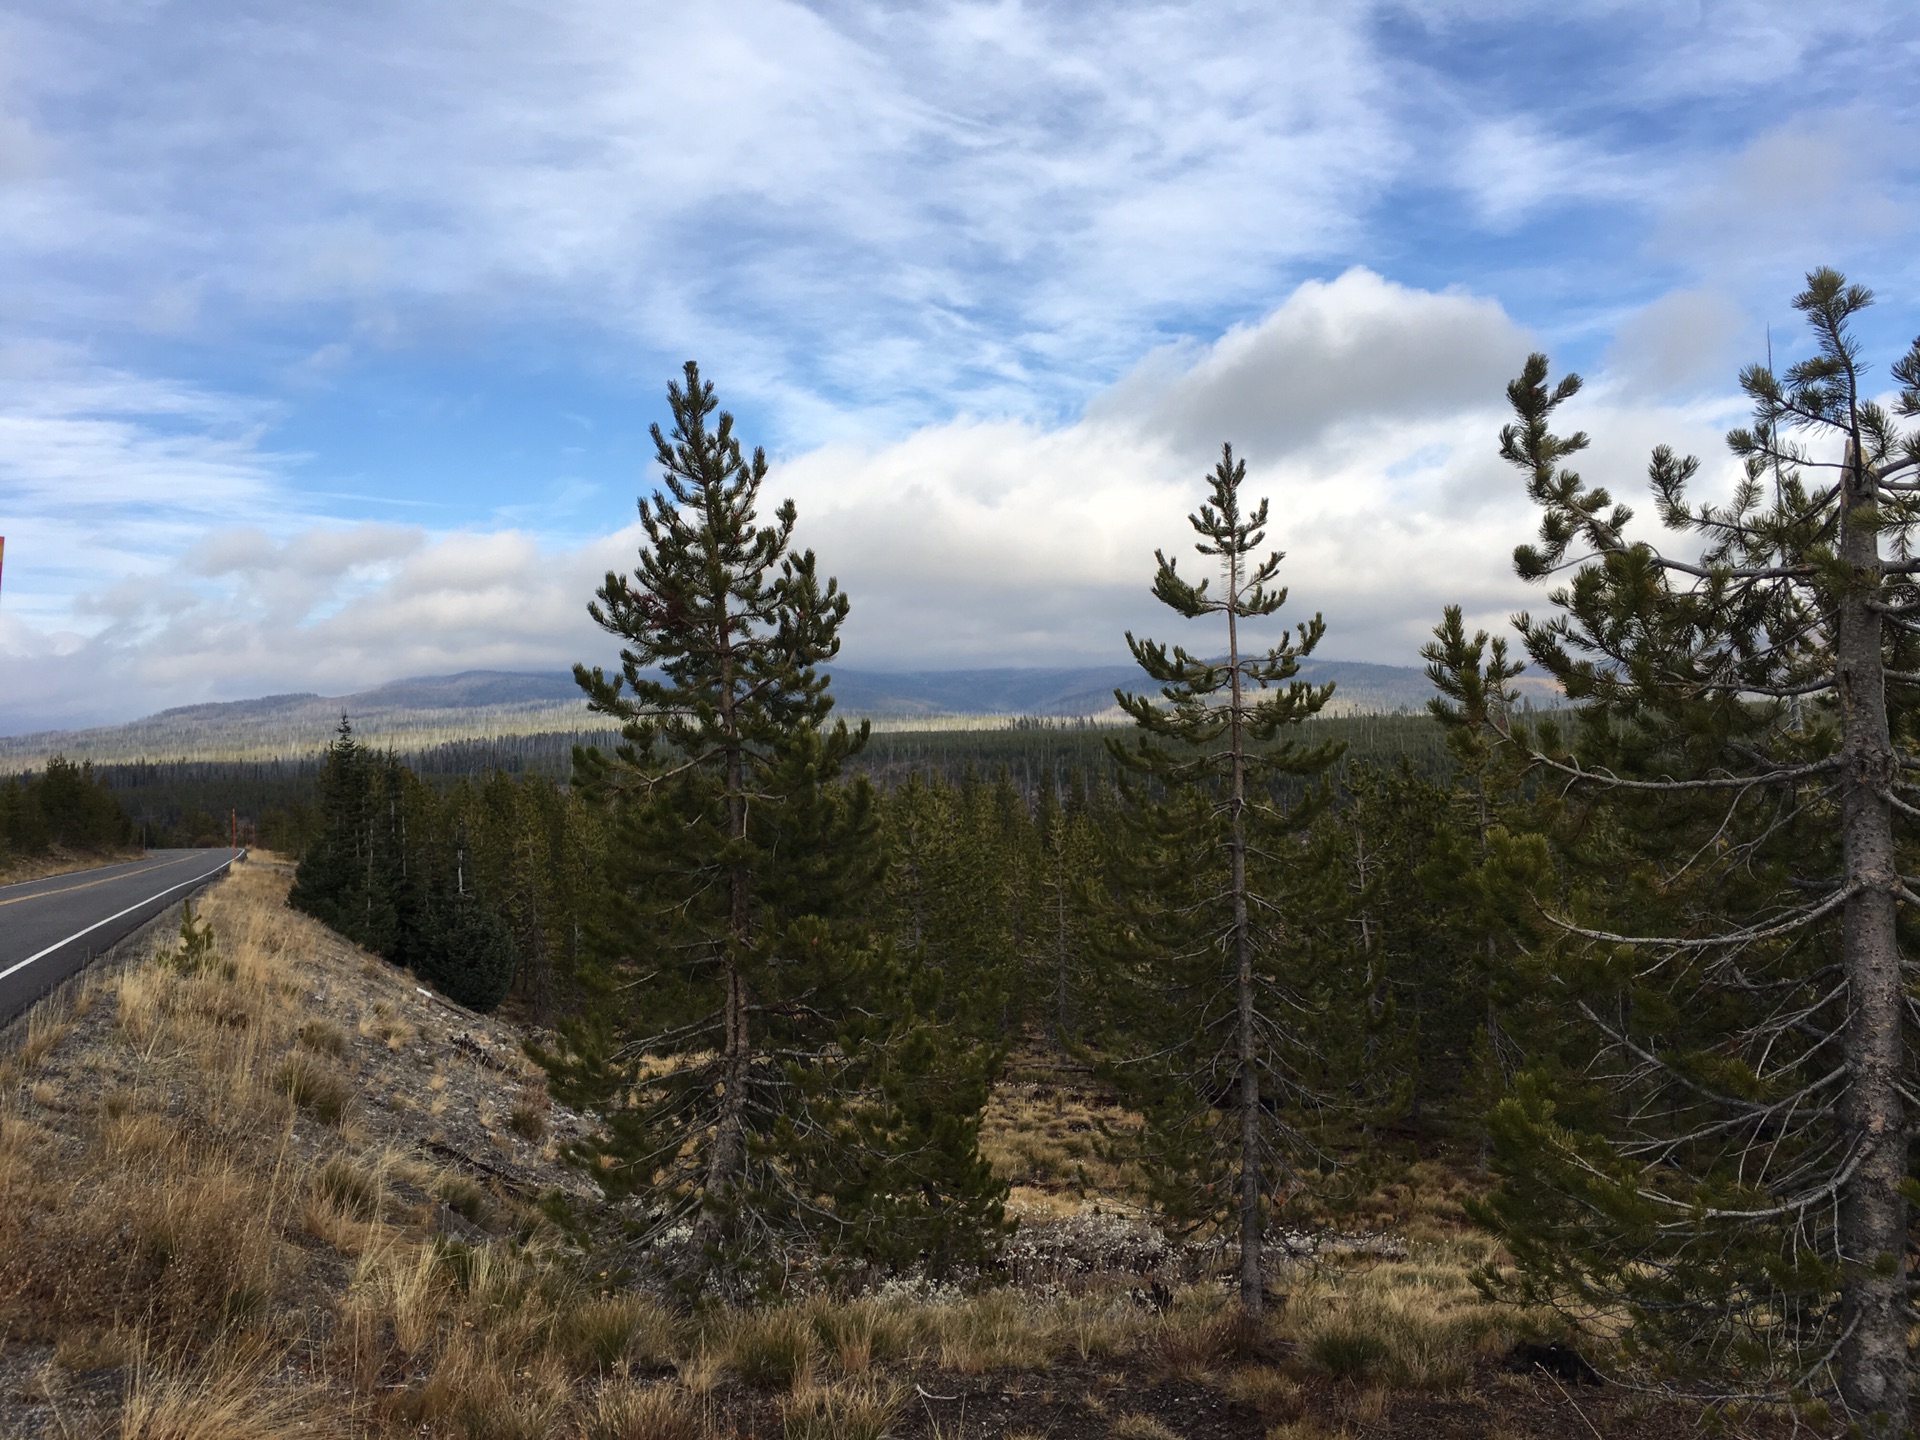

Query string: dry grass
1110 1413 1183 1440
0 846 141 887
1275 1238 1536 1390
780 1377 902 1440
586 1382 708 1440
116 1345 324 1440
0 857 1585 1439
980 1078 1146 1213
1264 1422 1355 1440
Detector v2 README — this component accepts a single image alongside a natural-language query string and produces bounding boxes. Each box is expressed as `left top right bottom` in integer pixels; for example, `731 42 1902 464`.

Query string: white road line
0 856 237 983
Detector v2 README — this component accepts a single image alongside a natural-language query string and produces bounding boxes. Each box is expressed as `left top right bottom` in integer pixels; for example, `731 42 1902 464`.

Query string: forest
275 272 1920 1429
9 268 1920 1431
0 754 134 864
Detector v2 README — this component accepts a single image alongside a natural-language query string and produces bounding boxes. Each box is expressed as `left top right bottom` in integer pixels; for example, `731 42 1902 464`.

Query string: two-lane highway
0 849 240 1026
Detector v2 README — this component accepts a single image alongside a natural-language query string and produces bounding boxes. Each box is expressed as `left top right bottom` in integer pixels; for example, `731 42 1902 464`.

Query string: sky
2 0 1918 731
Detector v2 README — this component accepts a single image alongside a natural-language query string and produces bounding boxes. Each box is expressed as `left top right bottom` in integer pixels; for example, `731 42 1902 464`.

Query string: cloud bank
3 3 1916 730
1 269 1752 730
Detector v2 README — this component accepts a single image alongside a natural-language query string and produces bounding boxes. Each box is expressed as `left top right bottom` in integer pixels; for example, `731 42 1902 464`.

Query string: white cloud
0 2 1403 427
2 268 1762 730
1089 269 1532 464
1657 110 1920 280
1450 118 1648 229
1601 287 1750 398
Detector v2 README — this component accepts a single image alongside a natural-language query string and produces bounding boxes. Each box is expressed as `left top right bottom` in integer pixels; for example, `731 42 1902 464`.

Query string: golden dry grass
980 1080 1147 1215
0 856 1579 1438
1276 1238 1532 1390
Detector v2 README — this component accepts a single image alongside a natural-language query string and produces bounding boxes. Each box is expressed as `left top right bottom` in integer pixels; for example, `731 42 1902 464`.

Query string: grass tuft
1307 1325 1390 1382
434 1170 490 1222
273 1052 349 1125
780 1378 901 1440
296 1018 347 1056
117 1348 319 1440
315 1154 380 1220
723 1308 817 1390
555 1292 682 1375
586 1382 707 1440
1110 1414 1182 1440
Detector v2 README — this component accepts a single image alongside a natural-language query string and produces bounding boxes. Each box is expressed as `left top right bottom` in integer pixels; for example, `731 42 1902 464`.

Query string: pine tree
291 727 519 1012
1035 777 1105 1042
1414 608 1551 1148
535 363 1005 1290
289 718 397 953
1099 444 1373 1317
1468 271 1920 1427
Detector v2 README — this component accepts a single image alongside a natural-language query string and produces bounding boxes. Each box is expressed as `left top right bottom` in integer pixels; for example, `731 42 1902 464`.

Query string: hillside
0 861 1695 1439
0 660 1533 772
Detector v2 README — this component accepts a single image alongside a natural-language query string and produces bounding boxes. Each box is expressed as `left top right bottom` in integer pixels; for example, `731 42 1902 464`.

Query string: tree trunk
1834 441 1908 1430
691 590 753 1280
1227 551 1263 1318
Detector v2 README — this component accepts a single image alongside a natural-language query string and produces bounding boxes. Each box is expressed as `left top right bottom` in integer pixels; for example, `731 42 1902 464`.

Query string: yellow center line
0 855 202 909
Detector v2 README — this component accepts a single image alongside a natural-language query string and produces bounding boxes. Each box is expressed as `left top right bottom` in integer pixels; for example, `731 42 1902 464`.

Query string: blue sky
2 1 1918 728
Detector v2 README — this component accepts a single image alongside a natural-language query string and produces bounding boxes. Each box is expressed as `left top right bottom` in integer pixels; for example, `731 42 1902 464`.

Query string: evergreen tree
291 725 520 1013
875 772 1032 1039
1328 759 1469 1133
1413 608 1552 1149
1035 776 1106 1042
1098 444 1376 1317
1468 271 1920 1427
0 756 133 858
289 718 397 953
535 364 1005 1290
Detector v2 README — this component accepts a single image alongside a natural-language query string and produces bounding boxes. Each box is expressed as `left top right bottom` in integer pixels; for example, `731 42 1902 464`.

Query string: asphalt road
0 849 239 1027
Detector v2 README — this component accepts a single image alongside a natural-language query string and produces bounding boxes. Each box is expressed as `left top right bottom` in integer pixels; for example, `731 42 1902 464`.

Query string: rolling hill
0 658 1509 771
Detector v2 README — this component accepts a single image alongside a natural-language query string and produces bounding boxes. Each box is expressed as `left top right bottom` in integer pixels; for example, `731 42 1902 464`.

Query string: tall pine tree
1099 444 1378 1317
537 364 1005 1291
1469 271 1920 1428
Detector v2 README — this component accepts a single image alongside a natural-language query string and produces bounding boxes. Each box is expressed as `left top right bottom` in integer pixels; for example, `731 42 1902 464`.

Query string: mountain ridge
0 660 1516 770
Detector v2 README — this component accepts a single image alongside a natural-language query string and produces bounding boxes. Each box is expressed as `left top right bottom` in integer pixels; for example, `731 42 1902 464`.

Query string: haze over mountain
0 659 1523 771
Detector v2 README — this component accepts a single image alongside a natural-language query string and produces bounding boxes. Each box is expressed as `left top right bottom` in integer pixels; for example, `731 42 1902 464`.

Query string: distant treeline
855 712 1451 794
78 710 1458 853
0 756 134 861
